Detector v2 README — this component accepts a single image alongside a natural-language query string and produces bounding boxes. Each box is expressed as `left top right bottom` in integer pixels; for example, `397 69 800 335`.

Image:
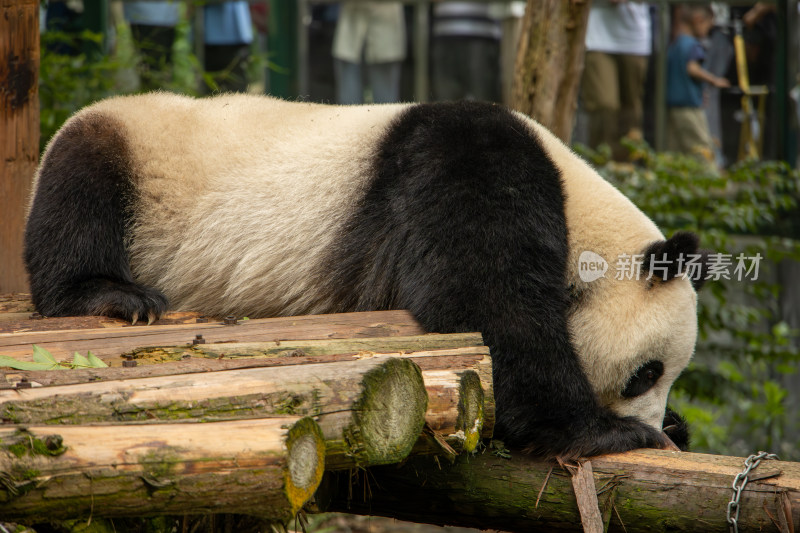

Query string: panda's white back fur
60 93 406 317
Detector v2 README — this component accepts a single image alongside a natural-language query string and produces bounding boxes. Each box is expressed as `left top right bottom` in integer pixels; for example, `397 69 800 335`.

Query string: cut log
0 417 325 522
0 310 426 362
318 449 800 532
0 357 429 470
1 336 494 453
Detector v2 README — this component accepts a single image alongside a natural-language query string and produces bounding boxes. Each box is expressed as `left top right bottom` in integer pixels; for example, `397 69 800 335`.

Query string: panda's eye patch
621 360 664 398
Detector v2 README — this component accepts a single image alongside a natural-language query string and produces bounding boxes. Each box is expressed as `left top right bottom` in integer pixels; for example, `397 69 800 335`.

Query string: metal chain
726 451 779 533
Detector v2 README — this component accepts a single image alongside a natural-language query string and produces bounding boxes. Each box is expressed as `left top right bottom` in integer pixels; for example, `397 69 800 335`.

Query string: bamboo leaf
32 344 58 365
87 351 109 368
72 352 91 368
0 355 56 371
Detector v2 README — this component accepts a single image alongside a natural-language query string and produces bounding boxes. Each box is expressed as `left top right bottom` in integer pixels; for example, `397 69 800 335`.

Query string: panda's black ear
643 231 710 290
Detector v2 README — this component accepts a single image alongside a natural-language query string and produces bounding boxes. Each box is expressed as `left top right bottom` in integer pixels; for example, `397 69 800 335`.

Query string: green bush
39 18 210 153
39 30 124 152
577 141 800 460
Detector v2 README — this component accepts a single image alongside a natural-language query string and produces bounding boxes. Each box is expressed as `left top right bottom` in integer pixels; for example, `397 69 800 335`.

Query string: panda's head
566 232 706 432
521 117 706 435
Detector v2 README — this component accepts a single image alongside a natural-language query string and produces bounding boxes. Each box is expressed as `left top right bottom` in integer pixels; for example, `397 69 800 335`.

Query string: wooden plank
0 0 38 293
0 293 35 313
0 335 486 386
0 311 205 332
0 310 426 363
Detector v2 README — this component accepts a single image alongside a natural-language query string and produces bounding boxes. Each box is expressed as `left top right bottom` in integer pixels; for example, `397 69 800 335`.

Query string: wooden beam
0 0 39 293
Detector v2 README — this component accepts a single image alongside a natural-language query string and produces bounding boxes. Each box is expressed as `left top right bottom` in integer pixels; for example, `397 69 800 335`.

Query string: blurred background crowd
39 0 800 170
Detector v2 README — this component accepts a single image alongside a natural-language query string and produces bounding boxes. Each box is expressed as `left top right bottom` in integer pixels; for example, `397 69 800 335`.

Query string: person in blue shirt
666 6 730 164
203 1 254 93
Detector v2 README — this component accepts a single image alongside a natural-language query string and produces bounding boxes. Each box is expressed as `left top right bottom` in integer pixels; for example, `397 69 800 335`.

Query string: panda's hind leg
24 113 167 323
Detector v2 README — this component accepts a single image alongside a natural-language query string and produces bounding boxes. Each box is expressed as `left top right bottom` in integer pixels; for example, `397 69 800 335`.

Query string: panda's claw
146 311 157 326
131 312 139 326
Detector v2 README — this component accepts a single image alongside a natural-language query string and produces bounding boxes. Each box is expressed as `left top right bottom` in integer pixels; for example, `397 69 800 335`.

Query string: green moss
2 430 66 458
348 358 427 466
139 448 180 483
7 443 26 458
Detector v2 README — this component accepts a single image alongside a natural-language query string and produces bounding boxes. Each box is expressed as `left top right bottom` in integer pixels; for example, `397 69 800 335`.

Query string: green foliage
39 17 211 153
576 141 800 460
0 346 108 371
39 30 123 152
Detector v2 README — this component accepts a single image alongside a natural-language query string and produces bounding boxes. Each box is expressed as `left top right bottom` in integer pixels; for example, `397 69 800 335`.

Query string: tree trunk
0 417 325 522
0 357 431 470
0 0 38 293
511 0 592 143
319 449 800 532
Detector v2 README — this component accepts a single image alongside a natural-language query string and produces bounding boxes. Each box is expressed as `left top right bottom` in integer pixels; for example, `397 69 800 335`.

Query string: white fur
67 93 410 318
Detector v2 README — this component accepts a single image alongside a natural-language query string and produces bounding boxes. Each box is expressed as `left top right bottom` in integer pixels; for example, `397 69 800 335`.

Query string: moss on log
0 417 325 522
319 449 800 532
123 332 485 363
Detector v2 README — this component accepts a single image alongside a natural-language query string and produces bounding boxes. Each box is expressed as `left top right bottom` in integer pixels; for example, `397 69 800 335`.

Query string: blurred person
581 1 651 159
702 3 734 168
332 2 406 104
204 0 254 93
666 5 730 164
431 2 501 102
123 1 180 91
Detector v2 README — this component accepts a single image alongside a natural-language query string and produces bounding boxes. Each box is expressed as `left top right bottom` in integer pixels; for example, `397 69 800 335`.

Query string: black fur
325 101 669 459
662 407 690 451
24 114 167 322
643 231 709 290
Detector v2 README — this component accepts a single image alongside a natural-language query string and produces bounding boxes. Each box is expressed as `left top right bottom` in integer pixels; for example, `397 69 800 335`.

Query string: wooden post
0 0 38 293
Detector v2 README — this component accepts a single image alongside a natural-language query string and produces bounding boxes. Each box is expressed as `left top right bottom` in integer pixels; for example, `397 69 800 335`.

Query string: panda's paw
520 414 671 460
58 280 169 324
662 407 690 451
574 415 673 459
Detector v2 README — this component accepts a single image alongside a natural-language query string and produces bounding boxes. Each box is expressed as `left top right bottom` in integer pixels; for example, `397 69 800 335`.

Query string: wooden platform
0 294 427 366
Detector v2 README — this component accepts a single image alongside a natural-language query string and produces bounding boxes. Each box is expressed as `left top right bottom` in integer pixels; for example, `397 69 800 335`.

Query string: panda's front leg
24 113 169 324
488 336 672 460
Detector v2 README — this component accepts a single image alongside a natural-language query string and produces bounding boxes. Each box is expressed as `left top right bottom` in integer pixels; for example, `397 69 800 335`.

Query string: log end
351 358 428 466
284 417 326 516
455 371 485 453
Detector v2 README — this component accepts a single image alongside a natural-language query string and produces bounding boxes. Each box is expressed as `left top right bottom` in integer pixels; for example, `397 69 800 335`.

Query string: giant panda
25 92 706 459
